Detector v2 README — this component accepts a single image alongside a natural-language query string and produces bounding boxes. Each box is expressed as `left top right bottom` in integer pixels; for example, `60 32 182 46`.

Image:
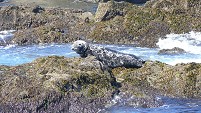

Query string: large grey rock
95 1 126 22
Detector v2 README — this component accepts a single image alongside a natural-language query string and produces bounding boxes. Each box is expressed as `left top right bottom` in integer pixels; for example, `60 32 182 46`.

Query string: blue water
1 44 201 66
0 44 78 65
108 97 201 113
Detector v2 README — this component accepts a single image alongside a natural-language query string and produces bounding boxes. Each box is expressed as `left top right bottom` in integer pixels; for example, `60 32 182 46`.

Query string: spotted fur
72 40 145 68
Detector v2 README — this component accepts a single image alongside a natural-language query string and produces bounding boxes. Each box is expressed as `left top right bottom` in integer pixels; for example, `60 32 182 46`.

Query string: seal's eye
79 43 82 46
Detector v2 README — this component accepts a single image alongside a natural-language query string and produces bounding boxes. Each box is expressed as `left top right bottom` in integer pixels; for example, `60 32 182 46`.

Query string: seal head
71 40 89 58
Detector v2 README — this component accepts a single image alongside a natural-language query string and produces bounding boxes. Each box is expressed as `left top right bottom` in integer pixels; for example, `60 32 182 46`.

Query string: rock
78 12 94 23
0 56 162 112
95 1 126 22
1 0 201 47
158 47 186 55
101 0 149 4
0 56 117 112
32 5 45 13
145 0 201 10
0 5 87 30
0 0 4 2
0 56 201 112
112 61 201 98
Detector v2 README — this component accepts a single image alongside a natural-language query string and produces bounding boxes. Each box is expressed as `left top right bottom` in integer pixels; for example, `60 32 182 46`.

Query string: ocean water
108 97 201 113
0 30 201 112
0 30 201 66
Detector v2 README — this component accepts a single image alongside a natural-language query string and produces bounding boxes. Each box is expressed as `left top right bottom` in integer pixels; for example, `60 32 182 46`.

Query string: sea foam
0 30 15 44
157 31 201 55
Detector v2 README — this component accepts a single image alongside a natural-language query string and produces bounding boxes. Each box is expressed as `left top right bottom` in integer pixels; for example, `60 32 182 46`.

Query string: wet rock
1 0 201 47
0 56 117 112
158 47 186 55
0 56 161 112
0 56 201 112
112 61 201 98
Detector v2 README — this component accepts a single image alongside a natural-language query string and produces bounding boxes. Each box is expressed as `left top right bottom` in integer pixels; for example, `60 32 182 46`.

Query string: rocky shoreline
0 56 200 112
0 0 201 112
0 0 201 47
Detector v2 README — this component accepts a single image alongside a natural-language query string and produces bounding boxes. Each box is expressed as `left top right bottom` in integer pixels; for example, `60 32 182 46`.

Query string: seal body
72 40 145 68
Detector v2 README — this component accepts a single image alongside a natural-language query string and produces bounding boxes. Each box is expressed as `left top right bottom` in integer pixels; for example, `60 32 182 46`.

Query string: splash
0 30 15 45
156 31 201 54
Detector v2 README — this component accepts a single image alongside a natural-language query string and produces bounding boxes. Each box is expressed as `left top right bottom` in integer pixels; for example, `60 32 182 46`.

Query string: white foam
156 31 201 54
0 30 15 44
3 44 16 50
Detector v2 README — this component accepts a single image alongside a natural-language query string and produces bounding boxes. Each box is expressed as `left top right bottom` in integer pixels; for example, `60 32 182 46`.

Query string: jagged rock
0 56 201 112
95 1 126 22
112 61 201 98
0 0 201 47
0 56 116 112
0 56 163 112
158 47 186 55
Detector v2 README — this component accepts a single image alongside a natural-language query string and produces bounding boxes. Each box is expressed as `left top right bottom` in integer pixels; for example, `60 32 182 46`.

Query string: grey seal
71 40 145 68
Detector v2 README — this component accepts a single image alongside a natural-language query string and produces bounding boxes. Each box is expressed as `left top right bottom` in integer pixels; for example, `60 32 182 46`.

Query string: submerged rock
158 47 186 55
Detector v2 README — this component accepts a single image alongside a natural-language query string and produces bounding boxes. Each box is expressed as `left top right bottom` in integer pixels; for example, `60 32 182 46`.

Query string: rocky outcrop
112 61 201 98
0 56 162 112
0 0 201 47
0 56 200 112
95 1 126 22
0 56 115 112
89 0 201 47
0 5 94 45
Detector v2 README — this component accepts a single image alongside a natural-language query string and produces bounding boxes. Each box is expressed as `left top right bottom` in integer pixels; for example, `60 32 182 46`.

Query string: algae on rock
112 61 201 98
0 56 118 112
